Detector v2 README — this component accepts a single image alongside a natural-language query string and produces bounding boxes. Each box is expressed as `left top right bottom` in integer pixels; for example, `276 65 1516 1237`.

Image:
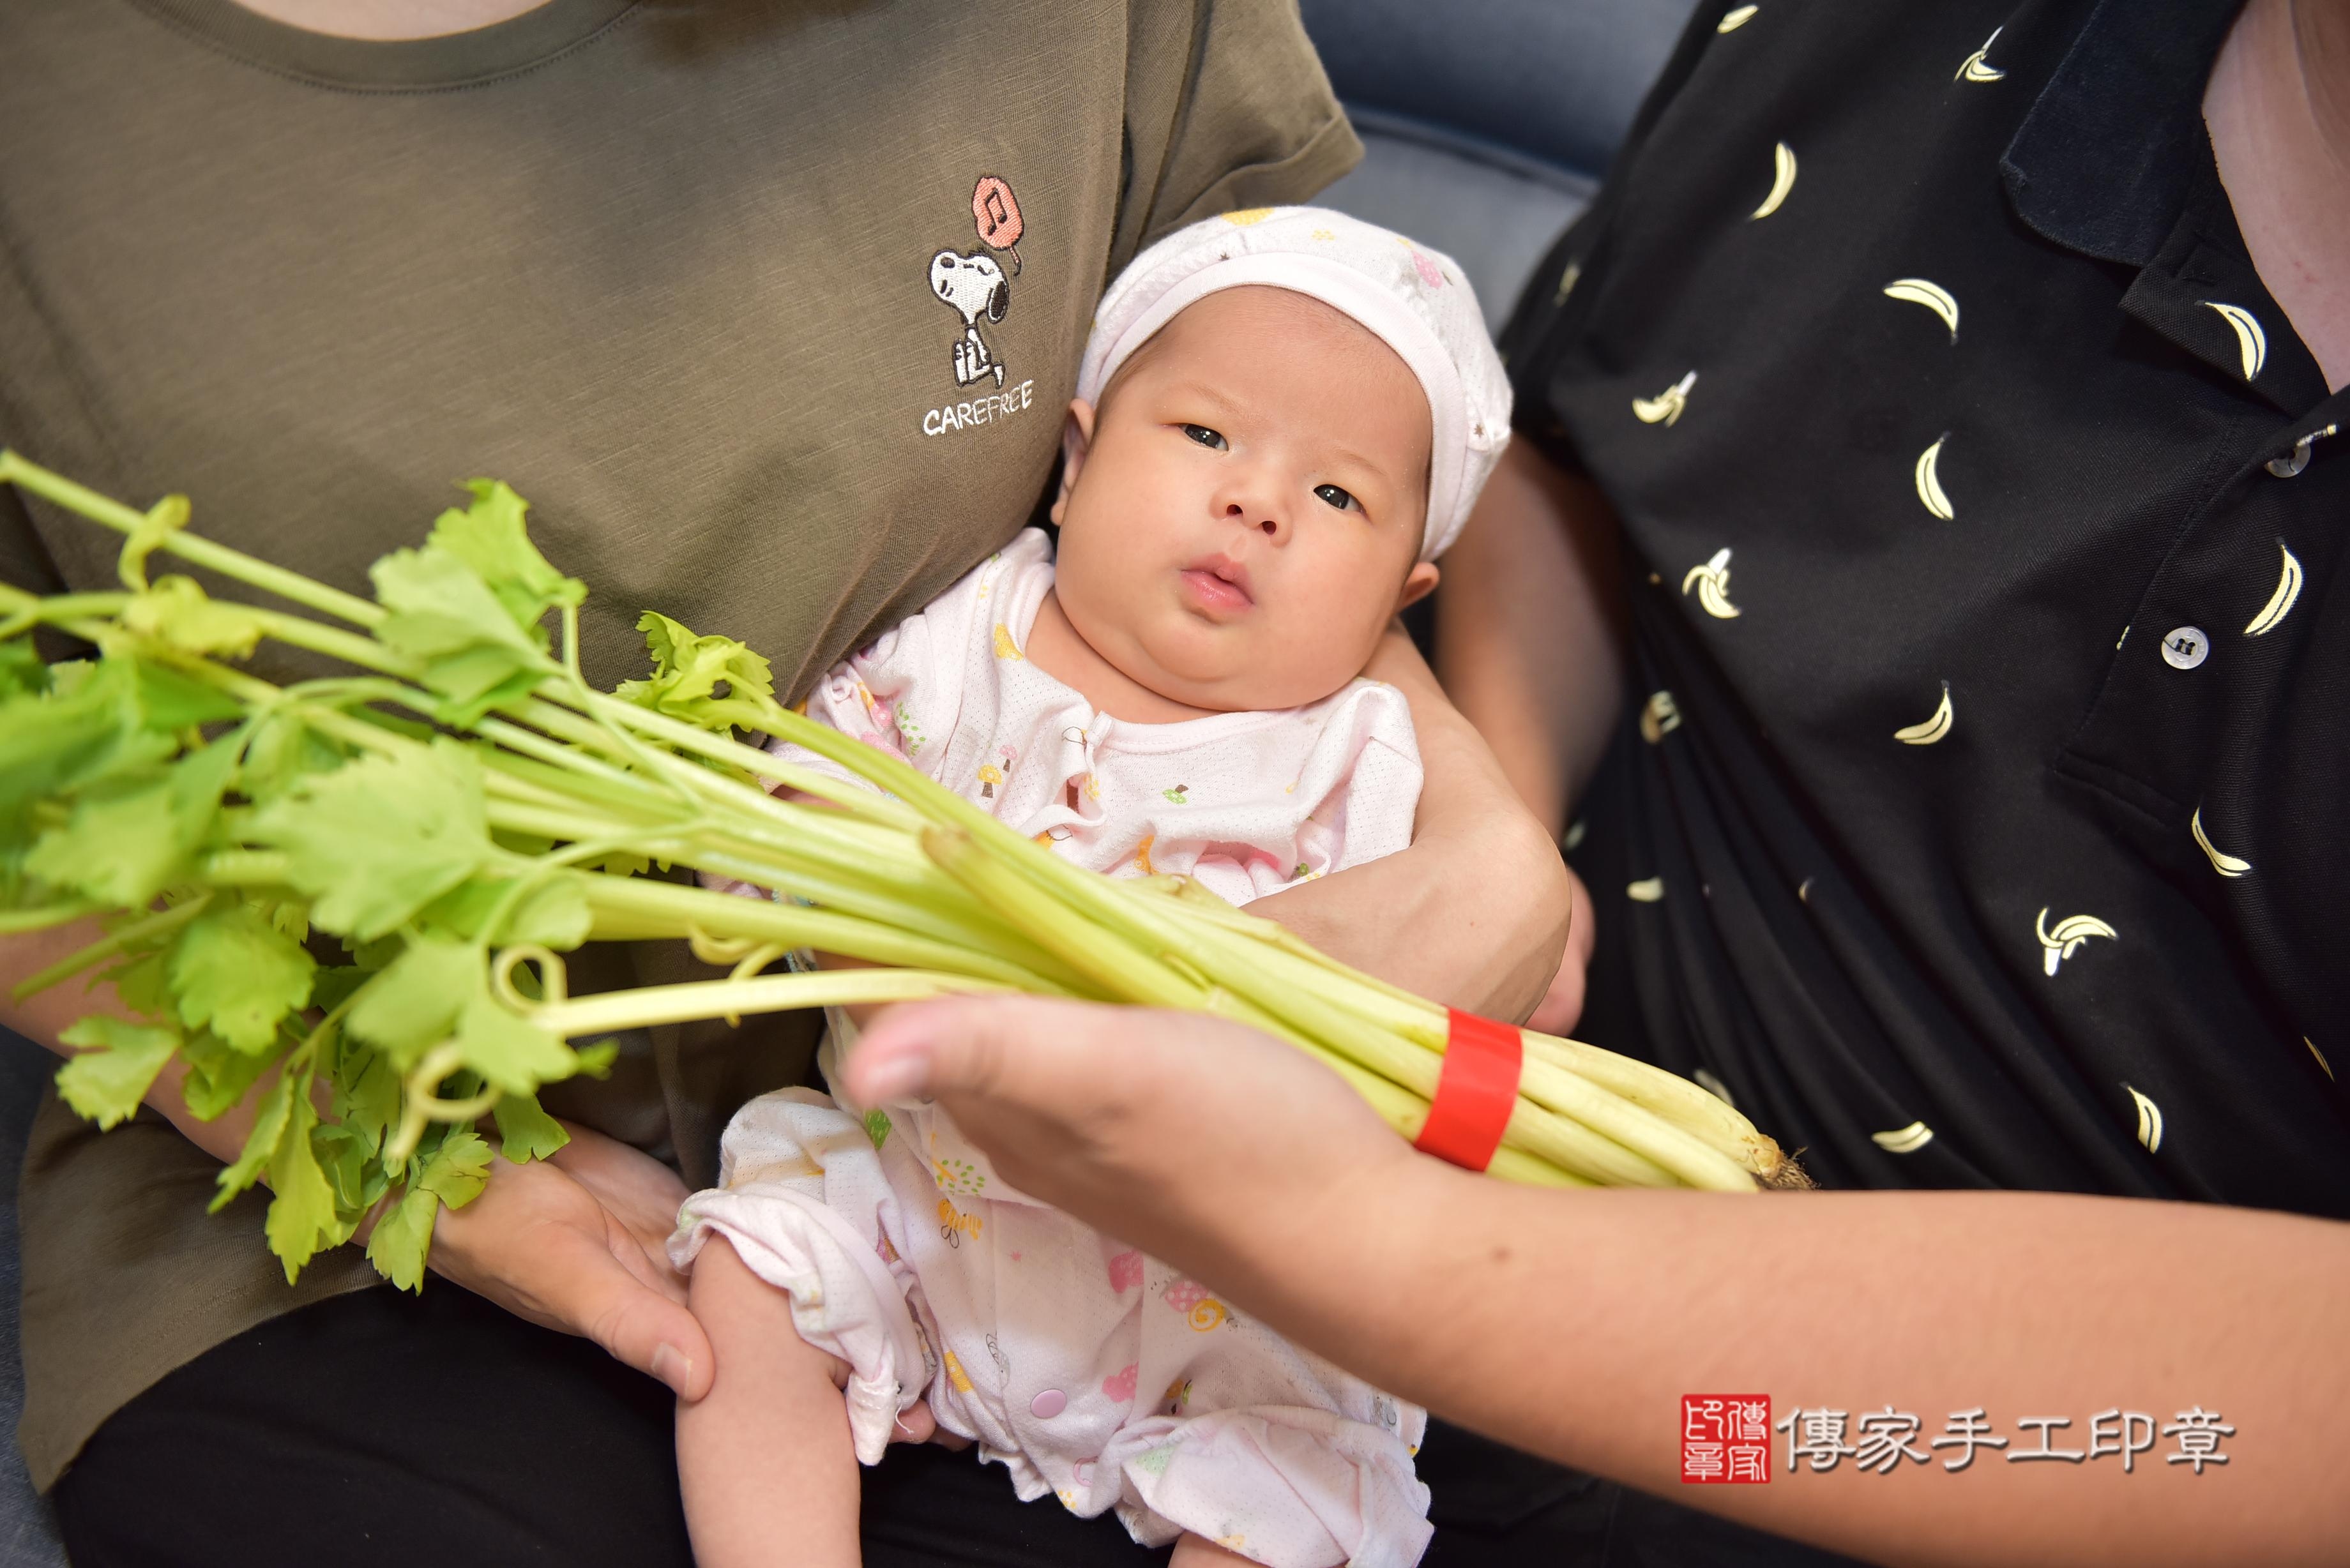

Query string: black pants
53 1285 1860 1568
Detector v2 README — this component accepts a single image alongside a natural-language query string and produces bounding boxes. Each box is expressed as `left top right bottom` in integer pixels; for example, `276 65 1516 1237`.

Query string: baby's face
1051 286 1436 714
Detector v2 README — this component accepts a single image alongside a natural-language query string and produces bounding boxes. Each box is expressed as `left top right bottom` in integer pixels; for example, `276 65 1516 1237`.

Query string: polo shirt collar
1999 0 2330 416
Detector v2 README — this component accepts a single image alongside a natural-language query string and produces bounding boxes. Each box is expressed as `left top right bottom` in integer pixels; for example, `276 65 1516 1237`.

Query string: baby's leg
1171 1534 1259 1567
677 1233 863 1568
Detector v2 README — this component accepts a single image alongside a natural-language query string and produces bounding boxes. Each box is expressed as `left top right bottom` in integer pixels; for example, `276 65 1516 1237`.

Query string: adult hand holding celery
0 448 1803 1293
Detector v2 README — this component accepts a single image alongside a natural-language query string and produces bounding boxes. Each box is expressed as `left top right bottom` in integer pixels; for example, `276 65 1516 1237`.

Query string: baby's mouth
1178 554 1254 613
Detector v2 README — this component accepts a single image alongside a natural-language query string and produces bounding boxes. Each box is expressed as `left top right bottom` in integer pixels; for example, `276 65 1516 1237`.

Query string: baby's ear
1395 561 1439 612
1050 398 1098 526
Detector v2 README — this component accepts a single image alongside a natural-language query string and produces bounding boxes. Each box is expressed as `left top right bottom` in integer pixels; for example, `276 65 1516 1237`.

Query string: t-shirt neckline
121 0 638 90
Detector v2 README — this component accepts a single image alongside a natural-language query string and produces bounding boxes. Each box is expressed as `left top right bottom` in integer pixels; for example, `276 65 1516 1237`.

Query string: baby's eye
1180 424 1228 450
1312 483 1360 512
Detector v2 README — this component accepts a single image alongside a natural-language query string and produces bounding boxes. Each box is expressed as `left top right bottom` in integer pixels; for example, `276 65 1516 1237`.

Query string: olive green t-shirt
0 0 1357 1488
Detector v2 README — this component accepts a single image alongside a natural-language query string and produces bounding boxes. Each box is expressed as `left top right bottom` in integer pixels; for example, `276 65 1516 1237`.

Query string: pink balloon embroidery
973 175 1025 275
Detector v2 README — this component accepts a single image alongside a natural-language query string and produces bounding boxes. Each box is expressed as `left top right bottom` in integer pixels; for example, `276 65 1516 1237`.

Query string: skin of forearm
3 921 257 1163
1248 629 1572 1020
860 1002 2348 1565
1434 441 1626 836
1218 1162 2350 1567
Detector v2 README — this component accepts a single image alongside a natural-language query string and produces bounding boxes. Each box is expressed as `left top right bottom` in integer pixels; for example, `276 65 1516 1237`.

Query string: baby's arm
677 1234 863 1568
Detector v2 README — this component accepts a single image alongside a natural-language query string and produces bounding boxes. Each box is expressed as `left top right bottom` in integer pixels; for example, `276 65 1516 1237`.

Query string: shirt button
2267 422 2338 478
2159 626 2210 670
1030 1389 1068 1418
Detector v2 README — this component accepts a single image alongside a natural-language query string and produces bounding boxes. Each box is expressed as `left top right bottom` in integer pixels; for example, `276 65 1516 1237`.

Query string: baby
669 207 1511 1568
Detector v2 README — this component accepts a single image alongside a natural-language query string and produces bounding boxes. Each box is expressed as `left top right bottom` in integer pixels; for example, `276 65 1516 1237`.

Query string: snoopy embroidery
930 249 1009 388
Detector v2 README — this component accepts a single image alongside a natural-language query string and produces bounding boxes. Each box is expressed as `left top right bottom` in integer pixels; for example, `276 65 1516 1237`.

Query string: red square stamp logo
1683 1394 1771 1484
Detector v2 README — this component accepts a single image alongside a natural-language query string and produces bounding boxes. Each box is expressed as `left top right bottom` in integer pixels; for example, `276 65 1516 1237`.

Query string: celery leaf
331 1040 402 1159
344 935 475 1066
455 990 575 1095
264 1096 340 1281
416 873 591 949
0 638 45 700
616 611 776 728
169 900 317 1053
492 1091 570 1163
121 575 268 660
248 739 490 940
427 479 584 631
365 1186 437 1292
22 736 236 907
370 545 557 721
211 1070 294 1212
55 1017 180 1129
178 1027 278 1121
416 1127 493 1209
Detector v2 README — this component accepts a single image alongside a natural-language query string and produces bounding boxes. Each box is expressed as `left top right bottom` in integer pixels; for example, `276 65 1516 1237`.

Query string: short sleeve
1111 0 1364 270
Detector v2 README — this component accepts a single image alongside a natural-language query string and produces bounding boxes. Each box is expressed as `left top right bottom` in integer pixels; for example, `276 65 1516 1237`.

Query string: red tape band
1413 1007 1523 1172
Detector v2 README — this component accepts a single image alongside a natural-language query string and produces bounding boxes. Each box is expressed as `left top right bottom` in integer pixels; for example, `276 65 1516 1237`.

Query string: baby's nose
1223 500 1284 538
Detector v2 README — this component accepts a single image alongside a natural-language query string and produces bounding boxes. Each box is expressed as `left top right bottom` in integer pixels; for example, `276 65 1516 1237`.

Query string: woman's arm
1245 628 1572 1021
1 924 716 1400
843 996 2350 1568
1433 440 1628 838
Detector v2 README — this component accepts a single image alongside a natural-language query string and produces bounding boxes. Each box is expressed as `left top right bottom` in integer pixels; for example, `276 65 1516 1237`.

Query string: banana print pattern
1914 436 1957 518
2190 805 2252 878
2125 1084 2164 1154
2202 301 2266 381
1752 142 1798 219
1628 877 1666 903
1640 690 1682 743
1552 257 1583 306
1633 370 1697 425
2243 539 2303 635
1682 547 1741 617
1870 1120 1935 1154
1893 681 1953 744
2036 908 2116 976
2310 1039 2335 1080
1956 26 2006 82
1883 278 1959 341
1717 4 1758 31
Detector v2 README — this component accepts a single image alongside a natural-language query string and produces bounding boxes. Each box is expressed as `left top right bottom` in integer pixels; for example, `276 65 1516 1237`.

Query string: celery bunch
0 453 1804 1290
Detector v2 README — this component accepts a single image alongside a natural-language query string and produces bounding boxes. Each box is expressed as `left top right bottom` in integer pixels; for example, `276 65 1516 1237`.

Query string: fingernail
651 1343 691 1396
857 1046 934 1104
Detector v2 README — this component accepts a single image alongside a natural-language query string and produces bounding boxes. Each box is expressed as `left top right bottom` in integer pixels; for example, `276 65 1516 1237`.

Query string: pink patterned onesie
671 529 1432 1567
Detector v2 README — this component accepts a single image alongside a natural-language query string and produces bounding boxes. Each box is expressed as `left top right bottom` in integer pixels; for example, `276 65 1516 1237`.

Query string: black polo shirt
1503 0 2348 1212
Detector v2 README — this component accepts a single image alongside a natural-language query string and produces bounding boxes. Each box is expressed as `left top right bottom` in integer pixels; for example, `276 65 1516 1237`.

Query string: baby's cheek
1258 592 1388 704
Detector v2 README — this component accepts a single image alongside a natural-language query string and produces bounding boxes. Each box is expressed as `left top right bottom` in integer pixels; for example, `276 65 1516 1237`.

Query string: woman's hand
1247 629 1572 1021
844 995 1408 1284
427 1120 716 1401
428 1117 967 1446
842 995 2350 1567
